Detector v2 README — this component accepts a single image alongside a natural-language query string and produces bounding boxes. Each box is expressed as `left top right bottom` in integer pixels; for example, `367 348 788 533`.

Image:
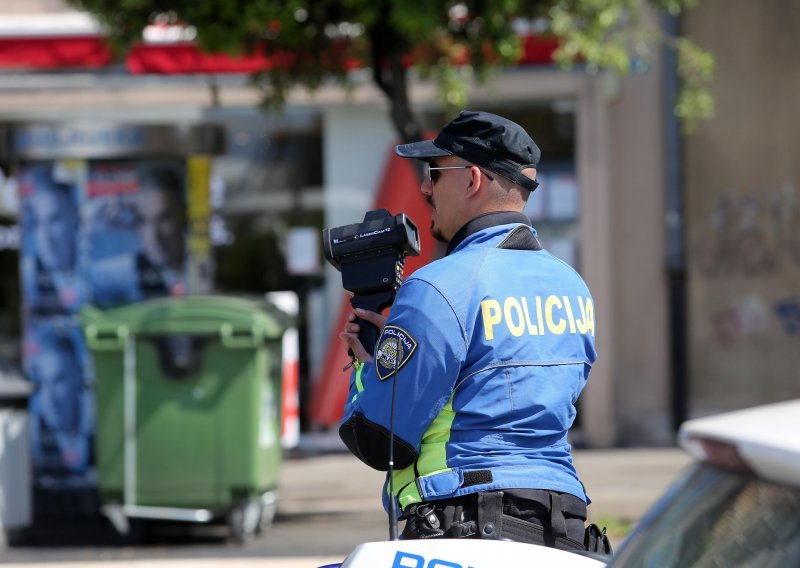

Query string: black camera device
323 209 420 357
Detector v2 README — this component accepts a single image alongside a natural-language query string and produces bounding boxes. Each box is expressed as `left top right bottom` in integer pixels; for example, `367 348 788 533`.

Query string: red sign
87 163 138 197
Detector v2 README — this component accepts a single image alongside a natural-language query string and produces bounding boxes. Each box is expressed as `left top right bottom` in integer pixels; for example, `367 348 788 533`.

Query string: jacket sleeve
339 277 466 471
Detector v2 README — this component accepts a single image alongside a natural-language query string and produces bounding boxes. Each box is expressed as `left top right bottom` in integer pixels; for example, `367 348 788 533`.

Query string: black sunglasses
426 163 495 185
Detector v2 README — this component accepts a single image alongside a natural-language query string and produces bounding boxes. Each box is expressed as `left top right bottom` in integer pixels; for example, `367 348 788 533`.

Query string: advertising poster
13 124 217 495
24 320 94 478
86 159 188 307
18 160 93 483
18 161 87 316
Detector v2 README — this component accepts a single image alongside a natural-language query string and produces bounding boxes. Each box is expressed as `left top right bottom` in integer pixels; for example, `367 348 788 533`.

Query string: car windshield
610 463 800 568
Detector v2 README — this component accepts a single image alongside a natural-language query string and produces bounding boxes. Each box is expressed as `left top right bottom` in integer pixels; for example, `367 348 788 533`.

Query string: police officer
339 111 600 551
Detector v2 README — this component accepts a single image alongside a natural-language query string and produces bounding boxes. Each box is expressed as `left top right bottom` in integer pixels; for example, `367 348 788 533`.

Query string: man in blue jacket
338 111 597 551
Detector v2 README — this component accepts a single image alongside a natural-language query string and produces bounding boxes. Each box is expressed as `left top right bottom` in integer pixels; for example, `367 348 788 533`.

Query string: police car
610 398 800 567
325 399 800 567
329 538 605 567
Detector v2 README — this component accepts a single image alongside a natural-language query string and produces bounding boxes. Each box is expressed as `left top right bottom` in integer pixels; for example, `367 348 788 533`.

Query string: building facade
2 1 795 459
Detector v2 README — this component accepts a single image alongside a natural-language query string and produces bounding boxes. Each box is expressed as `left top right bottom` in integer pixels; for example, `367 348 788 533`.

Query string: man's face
31 187 78 272
135 187 185 269
421 157 471 243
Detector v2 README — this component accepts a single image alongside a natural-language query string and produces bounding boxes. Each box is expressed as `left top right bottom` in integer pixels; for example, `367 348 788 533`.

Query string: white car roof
678 399 800 489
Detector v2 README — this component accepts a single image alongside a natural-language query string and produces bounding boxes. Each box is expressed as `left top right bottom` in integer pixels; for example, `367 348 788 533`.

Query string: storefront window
210 110 324 293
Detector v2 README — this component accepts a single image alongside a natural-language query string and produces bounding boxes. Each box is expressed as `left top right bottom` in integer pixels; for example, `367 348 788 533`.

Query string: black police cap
395 110 540 192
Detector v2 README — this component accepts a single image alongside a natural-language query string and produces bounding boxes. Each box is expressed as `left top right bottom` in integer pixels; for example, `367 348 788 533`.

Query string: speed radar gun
323 208 420 358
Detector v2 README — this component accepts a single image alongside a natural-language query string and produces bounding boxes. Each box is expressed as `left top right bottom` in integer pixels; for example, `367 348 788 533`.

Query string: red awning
0 31 557 74
126 40 369 74
126 42 276 74
0 36 112 69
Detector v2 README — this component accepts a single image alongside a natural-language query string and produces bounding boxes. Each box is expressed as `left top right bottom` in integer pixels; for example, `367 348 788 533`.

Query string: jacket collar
446 211 532 256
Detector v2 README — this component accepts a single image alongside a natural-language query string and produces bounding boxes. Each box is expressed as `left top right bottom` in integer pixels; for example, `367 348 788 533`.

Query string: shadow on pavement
12 487 236 549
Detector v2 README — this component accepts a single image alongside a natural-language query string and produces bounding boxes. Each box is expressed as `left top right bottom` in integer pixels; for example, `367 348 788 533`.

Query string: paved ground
574 448 693 522
0 439 693 567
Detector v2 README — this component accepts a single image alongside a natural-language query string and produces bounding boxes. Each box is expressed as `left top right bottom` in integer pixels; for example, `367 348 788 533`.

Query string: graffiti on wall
709 295 800 345
710 295 769 346
696 182 800 276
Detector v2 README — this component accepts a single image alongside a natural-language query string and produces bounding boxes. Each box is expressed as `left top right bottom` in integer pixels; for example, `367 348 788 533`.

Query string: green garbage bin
81 295 287 541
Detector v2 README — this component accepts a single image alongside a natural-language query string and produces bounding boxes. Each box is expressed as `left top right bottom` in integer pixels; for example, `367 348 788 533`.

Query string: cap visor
395 139 452 160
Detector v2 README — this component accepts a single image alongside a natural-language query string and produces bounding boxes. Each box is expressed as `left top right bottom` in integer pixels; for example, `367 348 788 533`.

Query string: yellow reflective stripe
354 361 365 393
391 394 456 509
416 397 455 473
350 361 365 403
393 462 417 507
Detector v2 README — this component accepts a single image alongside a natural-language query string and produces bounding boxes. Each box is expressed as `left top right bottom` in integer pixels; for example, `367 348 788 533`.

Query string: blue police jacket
339 212 597 513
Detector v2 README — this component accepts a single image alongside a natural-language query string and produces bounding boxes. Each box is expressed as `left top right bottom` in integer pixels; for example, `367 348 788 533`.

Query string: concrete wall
684 0 800 416
607 60 672 443
576 75 617 447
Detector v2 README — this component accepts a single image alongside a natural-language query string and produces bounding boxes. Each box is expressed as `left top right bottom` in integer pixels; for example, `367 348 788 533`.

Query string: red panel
126 42 363 75
308 143 438 428
126 42 288 74
0 36 112 69
519 35 560 65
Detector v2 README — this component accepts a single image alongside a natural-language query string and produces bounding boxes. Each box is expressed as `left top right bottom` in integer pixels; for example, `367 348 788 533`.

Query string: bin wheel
228 499 262 543
257 490 278 533
125 518 149 545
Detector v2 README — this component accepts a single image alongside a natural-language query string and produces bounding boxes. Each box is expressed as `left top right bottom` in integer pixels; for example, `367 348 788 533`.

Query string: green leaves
555 3 642 77
674 36 715 130
66 0 715 135
549 0 713 128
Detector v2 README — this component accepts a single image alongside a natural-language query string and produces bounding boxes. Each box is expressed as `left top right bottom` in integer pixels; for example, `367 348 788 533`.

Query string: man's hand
339 307 387 363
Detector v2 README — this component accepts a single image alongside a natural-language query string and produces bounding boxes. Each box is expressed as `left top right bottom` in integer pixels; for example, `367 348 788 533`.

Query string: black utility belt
503 488 587 518
401 488 587 519
400 489 610 555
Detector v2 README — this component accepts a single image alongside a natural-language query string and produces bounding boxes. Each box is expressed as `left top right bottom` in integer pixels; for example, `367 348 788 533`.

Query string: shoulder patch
374 325 418 380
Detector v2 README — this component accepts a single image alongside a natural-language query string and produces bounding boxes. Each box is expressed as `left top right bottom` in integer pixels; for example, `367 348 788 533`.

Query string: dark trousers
400 489 587 552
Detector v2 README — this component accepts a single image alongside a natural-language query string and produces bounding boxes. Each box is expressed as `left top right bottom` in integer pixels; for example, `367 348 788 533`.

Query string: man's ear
465 166 483 196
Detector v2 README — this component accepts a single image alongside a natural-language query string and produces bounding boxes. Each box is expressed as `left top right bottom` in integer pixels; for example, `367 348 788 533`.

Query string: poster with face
86 160 188 308
18 162 86 315
24 320 93 476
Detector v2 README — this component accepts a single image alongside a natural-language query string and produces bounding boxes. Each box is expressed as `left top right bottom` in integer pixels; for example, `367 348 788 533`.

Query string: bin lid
0 359 34 402
80 295 288 338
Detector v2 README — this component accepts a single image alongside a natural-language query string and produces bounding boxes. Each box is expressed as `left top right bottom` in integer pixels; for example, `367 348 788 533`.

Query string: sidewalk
574 448 693 521
0 560 342 568
1 440 693 567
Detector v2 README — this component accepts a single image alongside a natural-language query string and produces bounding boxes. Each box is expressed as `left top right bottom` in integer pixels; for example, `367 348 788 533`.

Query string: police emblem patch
374 325 418 380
